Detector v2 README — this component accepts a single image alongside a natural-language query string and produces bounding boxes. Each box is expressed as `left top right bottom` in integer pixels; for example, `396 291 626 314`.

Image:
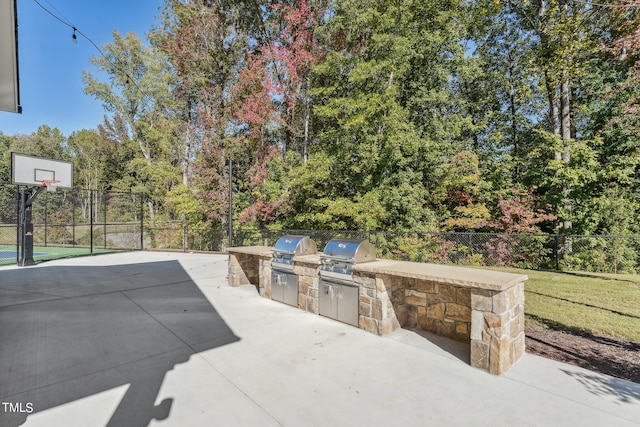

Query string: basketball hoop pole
19 185 45 266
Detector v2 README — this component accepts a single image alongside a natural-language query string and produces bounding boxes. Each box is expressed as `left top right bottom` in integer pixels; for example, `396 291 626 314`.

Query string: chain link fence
3 178 639 274
140 224 640 274
142 222 227 252
110 222 635 274
223 228 640 274
0 184 19 264
0 183 144 266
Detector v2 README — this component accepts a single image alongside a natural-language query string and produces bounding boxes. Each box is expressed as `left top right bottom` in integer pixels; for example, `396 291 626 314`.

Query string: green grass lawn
485 267 640 342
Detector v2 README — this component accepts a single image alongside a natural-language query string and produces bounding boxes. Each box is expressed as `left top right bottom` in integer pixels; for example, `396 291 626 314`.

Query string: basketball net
41 180 61 192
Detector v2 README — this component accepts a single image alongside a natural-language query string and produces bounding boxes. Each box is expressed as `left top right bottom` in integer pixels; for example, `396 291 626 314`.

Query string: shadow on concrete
561 369 640 404
404 328 471 364
0 260 240 427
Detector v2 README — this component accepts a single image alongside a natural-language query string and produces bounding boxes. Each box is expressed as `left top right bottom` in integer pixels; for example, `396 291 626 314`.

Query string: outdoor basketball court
0 246 116 266
0 251 639 427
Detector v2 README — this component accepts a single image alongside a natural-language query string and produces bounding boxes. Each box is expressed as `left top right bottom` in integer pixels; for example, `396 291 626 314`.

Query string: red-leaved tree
484 189 556 267
269 0 324 161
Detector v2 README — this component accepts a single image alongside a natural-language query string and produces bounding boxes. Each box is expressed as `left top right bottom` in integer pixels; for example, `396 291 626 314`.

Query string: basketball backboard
11 153 73 189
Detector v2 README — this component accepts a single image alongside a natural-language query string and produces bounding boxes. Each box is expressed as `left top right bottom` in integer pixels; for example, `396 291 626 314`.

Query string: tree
435 151 493 231
154 0 261 228
139 0 640 243
268 0 325 161
299 0 441 230
68 130 107 192
467 0 540 185
155 0 327 230
31 126 68 160
83 31 180 220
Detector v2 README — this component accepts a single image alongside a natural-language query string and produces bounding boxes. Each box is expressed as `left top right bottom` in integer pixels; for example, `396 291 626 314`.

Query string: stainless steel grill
319 238 376 284
271 235 317 307
319 238 376 326
272 235 317 273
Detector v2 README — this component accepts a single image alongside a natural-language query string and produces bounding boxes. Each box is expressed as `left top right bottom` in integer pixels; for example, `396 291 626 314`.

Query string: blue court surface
0 250 47 257
0 246 102 266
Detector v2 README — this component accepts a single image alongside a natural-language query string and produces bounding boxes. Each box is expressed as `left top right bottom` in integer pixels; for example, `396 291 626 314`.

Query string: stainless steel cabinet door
319 280 338 319
319 280 358 327
271 271 285 302
283 274 299 307
337 284 358 327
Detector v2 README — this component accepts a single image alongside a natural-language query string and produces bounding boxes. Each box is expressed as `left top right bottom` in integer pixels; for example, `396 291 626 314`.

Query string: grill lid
273 235 317 255
321 238 376 264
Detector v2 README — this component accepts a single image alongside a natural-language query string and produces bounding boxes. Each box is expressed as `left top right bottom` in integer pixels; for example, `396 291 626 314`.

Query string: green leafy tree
68 129 109 192
434 151 492 231
0 132 14 183
302 0 436 230
83 31 180 220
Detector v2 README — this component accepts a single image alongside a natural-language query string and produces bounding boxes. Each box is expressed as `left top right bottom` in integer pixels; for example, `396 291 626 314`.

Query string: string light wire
30 0 157 114
32 0 107 58
571 0 640 8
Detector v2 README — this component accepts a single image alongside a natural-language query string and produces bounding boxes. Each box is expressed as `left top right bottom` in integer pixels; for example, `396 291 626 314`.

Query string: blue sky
0 0 164 137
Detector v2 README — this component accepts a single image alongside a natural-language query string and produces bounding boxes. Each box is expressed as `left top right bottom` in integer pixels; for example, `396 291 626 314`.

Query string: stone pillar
258 254 272 298
293 258 321 314
353 272 401 336
228 249 271 295
228 252 251 287
469 282 525 375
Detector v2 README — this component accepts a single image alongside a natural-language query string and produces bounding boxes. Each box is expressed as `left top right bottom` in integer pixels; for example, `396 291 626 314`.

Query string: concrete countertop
227 246 273 257
353 259 527 291
228 246 527 291
292 254 322 264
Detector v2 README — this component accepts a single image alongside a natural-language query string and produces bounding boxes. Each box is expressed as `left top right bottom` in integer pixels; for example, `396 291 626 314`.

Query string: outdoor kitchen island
227 246 527 375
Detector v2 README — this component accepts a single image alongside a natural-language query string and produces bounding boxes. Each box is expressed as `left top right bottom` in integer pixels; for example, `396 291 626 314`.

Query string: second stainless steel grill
271 235 317 307
319 238 376 326
319 238 376 284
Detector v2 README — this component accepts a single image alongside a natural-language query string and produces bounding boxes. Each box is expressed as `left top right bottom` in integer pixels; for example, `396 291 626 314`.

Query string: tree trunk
183 124 191 185
148 200 155 222
544 72 561 138
561 70 571 162
539 0 562 157
507 49 518 175
560 70 572 231
303 75 312 163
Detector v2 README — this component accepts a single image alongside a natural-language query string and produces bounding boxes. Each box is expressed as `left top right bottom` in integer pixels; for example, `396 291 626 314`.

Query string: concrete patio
0 251 638 426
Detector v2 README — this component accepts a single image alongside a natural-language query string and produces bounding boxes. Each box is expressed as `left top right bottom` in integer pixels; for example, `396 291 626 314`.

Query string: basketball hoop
41 179 61 192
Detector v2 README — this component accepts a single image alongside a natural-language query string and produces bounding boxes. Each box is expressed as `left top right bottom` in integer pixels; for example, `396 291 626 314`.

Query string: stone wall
354 270 525 375
258 255 272 298
355 274 471 342
406 279 471 342
228 252 256 287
